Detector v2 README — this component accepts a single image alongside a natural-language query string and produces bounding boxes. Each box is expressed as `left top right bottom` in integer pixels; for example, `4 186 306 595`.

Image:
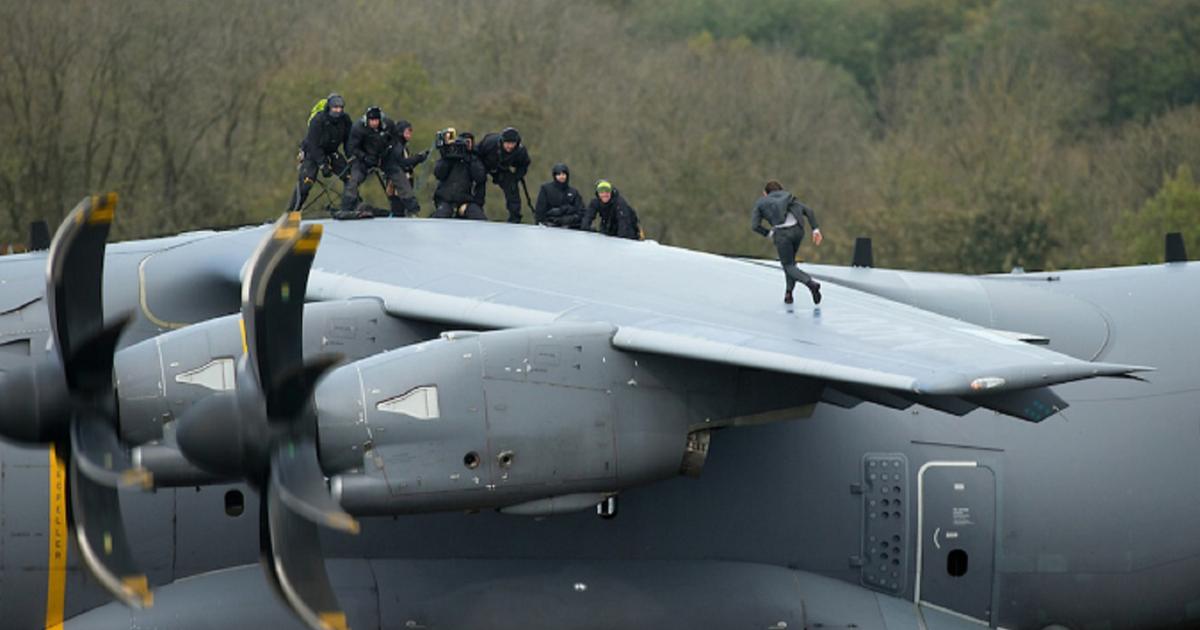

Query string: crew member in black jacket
388 120 429 217
288 93 351 211
340 106 407 218
477 127 531 223
582 179 641 239
533 163 583 229
751 180 823 305
432 130 487 220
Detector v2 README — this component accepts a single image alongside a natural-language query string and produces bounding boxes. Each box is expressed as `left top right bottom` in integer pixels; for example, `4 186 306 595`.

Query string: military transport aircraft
0 194 1195 629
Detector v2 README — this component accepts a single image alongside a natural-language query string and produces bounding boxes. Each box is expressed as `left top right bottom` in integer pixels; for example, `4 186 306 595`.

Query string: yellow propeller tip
122 575 154 608
319 611 349 630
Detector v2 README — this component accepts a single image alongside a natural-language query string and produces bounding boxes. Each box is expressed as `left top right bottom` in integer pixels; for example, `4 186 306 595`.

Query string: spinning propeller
176 212 356 630
43 193 152 607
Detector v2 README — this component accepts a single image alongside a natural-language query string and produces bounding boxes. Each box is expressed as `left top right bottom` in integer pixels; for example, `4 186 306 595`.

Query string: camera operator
339 106 407 219
432 129 487 220
477 127 531 223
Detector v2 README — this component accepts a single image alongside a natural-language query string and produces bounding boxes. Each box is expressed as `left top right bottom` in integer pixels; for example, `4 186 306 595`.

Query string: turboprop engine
314 323 704 515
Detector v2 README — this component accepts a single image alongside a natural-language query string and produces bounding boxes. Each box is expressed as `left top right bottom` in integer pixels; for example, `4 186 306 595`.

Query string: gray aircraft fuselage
0 219 1196 629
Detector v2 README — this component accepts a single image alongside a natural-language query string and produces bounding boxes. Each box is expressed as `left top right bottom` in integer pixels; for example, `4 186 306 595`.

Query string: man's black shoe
784 291 794 304
808 281 822 305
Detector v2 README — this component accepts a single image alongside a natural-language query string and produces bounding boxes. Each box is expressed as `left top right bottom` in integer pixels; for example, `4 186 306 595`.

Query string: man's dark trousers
772 224 814 293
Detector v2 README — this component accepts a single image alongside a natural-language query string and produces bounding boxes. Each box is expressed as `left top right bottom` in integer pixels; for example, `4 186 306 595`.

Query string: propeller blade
68 435 154 609
63 314 132 397
262 471 351 630
243 214 326 419
272 437 359 534
276 354 345 416
70 407 152 489
46 193 118 393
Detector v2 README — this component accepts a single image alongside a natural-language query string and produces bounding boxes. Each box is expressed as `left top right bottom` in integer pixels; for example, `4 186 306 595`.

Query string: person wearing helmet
582 179 641 239
340 106 407 218
751 180 823 305
288 92 351 212
534 163 583 229
432 130 487 220
476 126 532 223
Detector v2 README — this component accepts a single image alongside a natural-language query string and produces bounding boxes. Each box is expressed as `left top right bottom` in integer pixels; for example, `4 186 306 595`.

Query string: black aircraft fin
1165 232 1187 263
851 236 873 268
29 219 51 251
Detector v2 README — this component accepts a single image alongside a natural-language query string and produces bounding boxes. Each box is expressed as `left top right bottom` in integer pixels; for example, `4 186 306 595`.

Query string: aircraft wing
301 222 1148 423
608 320 1142 421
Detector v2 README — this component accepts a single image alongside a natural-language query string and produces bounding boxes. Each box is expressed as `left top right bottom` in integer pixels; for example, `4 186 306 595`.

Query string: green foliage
1122 165 1200 263
0 0 1197 273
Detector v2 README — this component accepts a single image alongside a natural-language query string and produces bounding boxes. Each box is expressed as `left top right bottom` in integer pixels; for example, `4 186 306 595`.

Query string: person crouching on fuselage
534 163 584 228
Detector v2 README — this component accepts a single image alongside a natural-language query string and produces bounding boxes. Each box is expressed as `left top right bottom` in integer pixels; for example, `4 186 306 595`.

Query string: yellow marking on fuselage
239 317 248 354
136 255 188 330
45 445 68 630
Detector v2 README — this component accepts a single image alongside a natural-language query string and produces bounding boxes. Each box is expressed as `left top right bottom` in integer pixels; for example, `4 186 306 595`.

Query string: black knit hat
500 127 521 143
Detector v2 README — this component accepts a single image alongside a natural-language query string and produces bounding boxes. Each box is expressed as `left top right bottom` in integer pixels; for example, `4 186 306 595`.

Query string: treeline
1 0 1197 271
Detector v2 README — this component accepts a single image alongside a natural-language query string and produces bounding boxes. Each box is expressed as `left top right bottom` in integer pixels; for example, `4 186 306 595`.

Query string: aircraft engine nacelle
114 298 440 445
318 323 701 516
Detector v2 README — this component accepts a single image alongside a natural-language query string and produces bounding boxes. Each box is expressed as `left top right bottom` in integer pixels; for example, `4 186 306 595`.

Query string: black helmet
551 163 569 176
365 106 383 120
500 127 521 144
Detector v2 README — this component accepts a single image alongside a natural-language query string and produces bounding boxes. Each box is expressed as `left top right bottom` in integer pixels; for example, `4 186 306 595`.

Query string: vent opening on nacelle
377 385 440 419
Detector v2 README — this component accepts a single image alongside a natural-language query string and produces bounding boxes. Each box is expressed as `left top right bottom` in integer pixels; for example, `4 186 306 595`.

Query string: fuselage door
916 462 996 625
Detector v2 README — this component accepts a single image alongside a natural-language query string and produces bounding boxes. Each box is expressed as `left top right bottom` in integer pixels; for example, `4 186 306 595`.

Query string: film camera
435 127 472 160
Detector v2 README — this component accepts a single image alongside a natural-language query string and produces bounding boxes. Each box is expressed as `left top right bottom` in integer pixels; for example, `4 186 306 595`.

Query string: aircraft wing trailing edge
610 323 1144 422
